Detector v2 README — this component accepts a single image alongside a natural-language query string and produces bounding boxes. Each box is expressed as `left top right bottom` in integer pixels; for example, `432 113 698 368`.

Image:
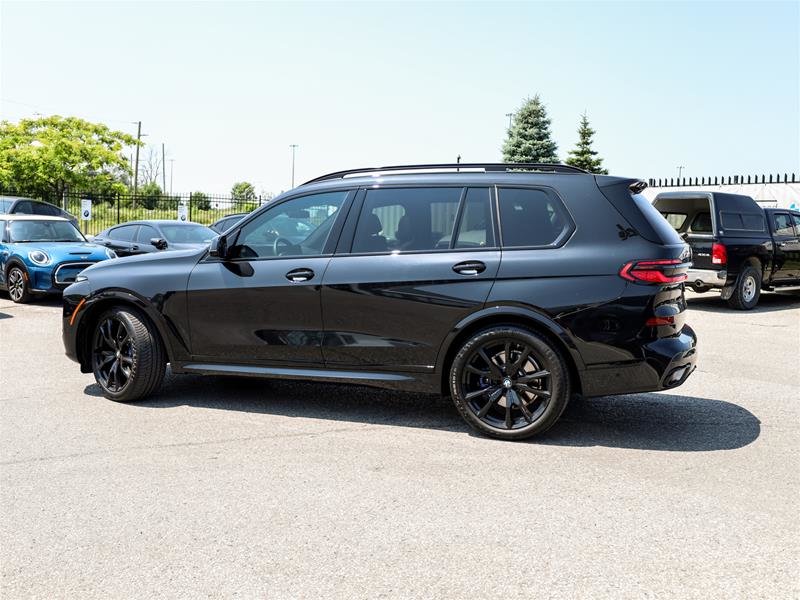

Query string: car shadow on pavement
687 289 800 313
85 374 760 452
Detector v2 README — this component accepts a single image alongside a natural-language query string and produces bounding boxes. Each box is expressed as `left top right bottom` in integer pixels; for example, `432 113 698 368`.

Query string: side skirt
176 362 440 393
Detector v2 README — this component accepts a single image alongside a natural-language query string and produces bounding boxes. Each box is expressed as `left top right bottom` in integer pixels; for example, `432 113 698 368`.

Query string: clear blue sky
1 1 798 195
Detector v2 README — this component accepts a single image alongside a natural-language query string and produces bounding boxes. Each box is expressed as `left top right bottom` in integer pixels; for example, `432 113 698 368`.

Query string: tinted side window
772 213 794 236
111 225 139 242
352 187 462 253
32 202 60 216
232 191 348 258
720 211 765 232
136 224 159 243
498 188 572 248
12 201 33 214
454 188 494 248
792 214 800 233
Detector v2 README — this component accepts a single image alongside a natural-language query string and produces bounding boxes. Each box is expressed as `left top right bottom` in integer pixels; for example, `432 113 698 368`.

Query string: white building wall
642 182 800 210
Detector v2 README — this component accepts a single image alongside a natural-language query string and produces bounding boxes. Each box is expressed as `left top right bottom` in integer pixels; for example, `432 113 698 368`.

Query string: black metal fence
647 172 798 188
1 190 264 235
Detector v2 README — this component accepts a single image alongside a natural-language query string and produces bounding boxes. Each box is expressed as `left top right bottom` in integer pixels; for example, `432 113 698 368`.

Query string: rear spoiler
595 177 664 243
629 180 647 194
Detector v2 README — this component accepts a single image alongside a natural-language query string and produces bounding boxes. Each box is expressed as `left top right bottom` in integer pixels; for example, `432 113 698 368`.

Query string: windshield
9 219 85 242
160 224 216 244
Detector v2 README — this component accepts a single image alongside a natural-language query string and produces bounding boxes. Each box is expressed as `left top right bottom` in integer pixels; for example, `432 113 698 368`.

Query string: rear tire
727 264 761 310
449 326 570 440
91 307 166 402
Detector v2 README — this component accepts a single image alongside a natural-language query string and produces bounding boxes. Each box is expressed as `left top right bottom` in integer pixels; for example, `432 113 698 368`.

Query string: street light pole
290 144 299 188
505 113 513 129
162 143 166 192
169 159 175 195
133 121 142 194
677 165 685 180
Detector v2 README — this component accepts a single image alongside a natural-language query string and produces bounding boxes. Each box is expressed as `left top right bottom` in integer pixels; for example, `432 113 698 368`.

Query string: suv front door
186 190 352 364
320 186 500 371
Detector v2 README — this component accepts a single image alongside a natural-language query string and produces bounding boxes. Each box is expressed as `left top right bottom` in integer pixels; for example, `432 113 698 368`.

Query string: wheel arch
436 307 585 397
75 293 174 371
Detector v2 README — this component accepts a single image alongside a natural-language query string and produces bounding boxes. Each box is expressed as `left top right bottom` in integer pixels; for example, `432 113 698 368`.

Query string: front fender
67 288 191 372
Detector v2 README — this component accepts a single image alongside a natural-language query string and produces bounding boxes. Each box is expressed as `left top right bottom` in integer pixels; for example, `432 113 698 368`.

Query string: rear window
632 194 683 245
689 212 713 233
660 213 687 230
719 211 765 232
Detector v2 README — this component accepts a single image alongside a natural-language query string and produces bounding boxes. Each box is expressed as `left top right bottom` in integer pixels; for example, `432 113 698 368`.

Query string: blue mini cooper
0 215 116 303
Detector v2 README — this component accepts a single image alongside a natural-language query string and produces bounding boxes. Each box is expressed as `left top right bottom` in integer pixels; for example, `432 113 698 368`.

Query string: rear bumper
687 268 727 289
580 324 698 397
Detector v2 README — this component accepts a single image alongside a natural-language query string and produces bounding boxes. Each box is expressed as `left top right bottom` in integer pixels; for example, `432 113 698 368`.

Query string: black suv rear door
320 186 500 371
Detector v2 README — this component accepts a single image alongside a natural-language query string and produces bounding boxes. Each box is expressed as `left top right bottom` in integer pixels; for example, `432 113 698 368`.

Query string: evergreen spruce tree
502 95 559 164
565 113 608 174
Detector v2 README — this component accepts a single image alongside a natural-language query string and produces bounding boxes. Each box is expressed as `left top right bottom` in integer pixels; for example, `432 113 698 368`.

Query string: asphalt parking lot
1 290 798 599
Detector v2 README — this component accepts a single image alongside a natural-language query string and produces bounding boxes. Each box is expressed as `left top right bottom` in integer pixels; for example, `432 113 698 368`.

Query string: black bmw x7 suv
62 163 697 440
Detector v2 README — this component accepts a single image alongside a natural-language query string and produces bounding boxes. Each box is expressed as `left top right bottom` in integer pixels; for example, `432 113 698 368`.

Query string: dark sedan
93 220 216 257
0 195 79 227
210 213 248 233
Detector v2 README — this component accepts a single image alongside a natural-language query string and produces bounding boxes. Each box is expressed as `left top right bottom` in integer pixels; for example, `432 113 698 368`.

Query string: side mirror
209 234 228 258
150 237 168 250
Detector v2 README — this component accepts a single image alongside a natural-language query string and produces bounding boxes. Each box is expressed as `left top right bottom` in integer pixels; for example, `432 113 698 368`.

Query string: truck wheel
727 265 761 310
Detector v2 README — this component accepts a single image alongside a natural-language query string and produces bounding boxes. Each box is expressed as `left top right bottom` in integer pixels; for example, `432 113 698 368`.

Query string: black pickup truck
653 191 800 309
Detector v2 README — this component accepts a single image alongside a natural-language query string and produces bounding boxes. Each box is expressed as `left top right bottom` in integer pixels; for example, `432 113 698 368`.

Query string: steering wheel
273 237 293 256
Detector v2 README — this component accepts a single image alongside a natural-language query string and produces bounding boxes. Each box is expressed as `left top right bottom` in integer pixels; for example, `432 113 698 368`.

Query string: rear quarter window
497 187 573 248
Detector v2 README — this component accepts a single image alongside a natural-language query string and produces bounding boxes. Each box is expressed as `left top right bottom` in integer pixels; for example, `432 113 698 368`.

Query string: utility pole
162 143 166 192
677 165 685 180
169 159 175 195
505 113 513 129
133 121 142 194
290 144 299 188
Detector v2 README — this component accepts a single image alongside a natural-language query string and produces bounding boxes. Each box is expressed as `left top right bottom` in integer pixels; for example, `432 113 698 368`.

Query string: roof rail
302 162 588 186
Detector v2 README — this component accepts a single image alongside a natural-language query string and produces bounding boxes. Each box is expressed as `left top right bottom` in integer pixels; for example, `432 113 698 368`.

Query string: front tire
449 327 570 440
91 307 166 402
727 264 761 310
6 266 30 303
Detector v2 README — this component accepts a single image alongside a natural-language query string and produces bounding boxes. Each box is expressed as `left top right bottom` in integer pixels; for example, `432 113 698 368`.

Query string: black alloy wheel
91 307 166 402
450 327 570 440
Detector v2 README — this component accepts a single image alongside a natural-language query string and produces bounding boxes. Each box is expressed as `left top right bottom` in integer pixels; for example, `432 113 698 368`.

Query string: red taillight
619 259 688 285
645 316 675 326
711 243 727 265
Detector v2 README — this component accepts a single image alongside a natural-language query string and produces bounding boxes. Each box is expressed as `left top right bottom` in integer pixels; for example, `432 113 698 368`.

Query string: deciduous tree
0 115 137 199
231 181 256 202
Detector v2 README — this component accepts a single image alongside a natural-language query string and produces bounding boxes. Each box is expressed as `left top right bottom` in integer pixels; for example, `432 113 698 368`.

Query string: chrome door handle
285 268 314 282
452 260 486 275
